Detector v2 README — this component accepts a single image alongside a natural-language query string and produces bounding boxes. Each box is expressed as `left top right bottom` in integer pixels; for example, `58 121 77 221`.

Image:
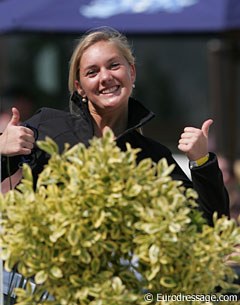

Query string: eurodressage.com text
143 292 238 303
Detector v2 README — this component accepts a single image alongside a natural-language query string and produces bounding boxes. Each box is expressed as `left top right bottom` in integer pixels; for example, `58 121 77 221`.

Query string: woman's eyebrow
82 56 121 71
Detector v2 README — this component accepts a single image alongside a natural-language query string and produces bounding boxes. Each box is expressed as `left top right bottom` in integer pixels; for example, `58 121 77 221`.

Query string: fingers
21 126 35 138
178 119 213 161
178 139 195 154
0 118 35 156
15 144 34 156
1 132 34 156
13 127 35 154
20 130 35 144
8 108 34 137
201 119 213 137
9 107 21 126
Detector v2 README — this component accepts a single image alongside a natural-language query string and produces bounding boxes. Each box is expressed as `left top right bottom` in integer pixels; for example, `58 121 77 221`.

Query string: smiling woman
1 26 229 227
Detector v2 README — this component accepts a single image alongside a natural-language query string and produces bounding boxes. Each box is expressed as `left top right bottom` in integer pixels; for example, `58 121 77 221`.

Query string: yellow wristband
195 154 209 166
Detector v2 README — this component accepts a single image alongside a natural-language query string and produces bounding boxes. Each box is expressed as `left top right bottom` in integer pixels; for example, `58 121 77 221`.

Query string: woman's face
75 40 136 113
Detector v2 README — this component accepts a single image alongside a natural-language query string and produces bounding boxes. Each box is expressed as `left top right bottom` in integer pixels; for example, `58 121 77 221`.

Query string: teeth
101 86 118 94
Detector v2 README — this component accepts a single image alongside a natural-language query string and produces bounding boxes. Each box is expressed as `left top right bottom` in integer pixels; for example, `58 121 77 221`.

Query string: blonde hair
68 27 135 95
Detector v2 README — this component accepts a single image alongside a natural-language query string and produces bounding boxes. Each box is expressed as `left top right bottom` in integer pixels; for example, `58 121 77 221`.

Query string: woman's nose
99 68 112 82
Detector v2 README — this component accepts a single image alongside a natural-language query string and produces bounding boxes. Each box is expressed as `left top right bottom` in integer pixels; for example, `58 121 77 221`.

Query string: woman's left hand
178 119 213 161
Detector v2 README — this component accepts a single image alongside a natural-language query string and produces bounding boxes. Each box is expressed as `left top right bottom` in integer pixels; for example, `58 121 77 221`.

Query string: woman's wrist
189 153 209 169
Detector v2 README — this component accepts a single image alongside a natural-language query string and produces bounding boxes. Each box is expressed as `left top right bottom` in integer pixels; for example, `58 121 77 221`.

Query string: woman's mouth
100 85 119 95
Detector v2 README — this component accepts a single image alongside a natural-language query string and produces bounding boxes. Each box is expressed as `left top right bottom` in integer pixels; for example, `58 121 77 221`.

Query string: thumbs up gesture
0 107 35 156
178 119 213 161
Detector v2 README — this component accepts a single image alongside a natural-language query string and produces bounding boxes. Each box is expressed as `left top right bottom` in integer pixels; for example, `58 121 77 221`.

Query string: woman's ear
74 80 85 96
130 64 136 84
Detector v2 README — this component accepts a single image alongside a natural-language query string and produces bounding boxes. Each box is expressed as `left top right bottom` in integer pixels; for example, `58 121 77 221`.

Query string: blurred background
1 0 240 219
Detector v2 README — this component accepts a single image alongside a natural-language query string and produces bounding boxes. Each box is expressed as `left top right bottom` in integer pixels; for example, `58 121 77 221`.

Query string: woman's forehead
80 41 124 65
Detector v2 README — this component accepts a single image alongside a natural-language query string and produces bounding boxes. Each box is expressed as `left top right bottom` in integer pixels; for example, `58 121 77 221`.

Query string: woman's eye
86 70 97 77
111 63 120 69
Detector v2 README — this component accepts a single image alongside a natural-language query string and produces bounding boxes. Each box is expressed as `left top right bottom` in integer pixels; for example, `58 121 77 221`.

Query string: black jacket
1 94 229 224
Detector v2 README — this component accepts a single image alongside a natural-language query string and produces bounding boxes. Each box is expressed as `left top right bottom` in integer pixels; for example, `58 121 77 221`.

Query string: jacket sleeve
166 152 229 226
119 132 230 226
190 152 230 225
1 155 21 181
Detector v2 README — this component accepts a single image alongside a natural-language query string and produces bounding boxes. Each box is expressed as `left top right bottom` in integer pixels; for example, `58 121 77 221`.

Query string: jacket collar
70 92 155 135
127 97 155 131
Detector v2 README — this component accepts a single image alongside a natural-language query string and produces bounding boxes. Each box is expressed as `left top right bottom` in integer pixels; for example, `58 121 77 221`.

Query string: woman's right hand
0 107 35 156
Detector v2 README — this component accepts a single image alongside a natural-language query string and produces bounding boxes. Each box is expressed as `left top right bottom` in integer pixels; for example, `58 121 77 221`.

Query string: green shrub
1 130 240 305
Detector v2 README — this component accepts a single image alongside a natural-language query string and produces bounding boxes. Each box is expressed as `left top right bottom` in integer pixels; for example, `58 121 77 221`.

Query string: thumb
9 107 20 126
201 119 213 137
